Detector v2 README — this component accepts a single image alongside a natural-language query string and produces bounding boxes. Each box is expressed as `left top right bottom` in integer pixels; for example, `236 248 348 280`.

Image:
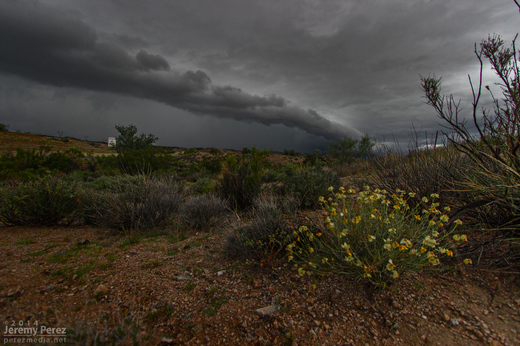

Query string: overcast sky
0 0 518 152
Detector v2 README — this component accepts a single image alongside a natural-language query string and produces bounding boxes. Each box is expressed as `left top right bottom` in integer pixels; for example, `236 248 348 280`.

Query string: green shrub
116 147 172 174
0 147 48 171
288 186 470 287
188 177 216 195
43 148 84 173
0 176 81 226
84 175 184 232
224 196 292 265
328 135 374 164
198 156 223 175
277 165 340 209
114 124 158 153
179 194 228 230
217 147 270 210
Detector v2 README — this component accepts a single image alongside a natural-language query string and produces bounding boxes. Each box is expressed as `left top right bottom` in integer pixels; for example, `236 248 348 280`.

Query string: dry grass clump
179 193 228 230
83 174 184 232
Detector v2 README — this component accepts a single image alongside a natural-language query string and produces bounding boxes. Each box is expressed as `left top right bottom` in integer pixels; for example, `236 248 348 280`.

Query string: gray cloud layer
0 0 518 151
0 0 360 143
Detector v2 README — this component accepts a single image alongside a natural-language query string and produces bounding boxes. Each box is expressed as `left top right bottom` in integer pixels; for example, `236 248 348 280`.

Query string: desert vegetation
1 8 519 343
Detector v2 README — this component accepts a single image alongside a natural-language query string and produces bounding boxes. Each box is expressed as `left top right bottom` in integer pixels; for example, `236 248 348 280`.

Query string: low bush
369 143 468 209
217 147 270 210
188 177 216 195
277 165 340 209
84 175 184 232
288 186 470 287
0 176 82 226
179 194 228 230
224 196 292 266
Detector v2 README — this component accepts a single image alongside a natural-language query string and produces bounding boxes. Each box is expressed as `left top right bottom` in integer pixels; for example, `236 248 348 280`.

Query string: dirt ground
1 224 520 345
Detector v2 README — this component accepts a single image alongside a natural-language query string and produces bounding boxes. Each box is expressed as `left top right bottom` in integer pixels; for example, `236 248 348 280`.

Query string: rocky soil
1 225 520 345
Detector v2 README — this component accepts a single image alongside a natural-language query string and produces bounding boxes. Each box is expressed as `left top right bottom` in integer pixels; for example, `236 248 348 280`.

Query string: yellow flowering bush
287 186 470 286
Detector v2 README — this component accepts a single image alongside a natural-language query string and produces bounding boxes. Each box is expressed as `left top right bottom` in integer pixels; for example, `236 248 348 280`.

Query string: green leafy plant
328 134 374 164
217 147 270 210
113 124 158 153
0 176 81 226
277 165 340 208
288 186 470 287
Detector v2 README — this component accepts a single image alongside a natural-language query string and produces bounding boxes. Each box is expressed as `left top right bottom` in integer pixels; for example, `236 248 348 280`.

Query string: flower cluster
287 186 470 286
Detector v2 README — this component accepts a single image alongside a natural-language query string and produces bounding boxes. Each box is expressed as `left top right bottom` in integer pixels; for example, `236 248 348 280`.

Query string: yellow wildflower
308 247 314 253
414 215 421 220
454 219 463 226
352 216 362 224
446 249 453 257
392 270 399 279
440 214 449 223
420 247 427 253
463 258 472 265
399 245 408 251
430 193 440 199
422 196 429 203
386 260 395 271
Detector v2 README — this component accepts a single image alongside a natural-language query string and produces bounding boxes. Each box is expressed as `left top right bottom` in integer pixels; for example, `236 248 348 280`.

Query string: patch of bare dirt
1 225 520 345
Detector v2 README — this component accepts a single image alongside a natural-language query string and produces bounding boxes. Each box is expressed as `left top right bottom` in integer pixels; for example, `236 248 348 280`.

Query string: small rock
78 239 90 246
443 313 450 322
217 270 226 276
175 272 192 281
255 305 279 317
94 284 109 296
8 285 23 296
450 318 459 326
161 336 175 344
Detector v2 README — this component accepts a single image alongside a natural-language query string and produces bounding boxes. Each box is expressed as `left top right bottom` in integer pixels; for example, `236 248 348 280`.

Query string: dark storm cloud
136 50 170 71
0 0 518 151
0 0 358 141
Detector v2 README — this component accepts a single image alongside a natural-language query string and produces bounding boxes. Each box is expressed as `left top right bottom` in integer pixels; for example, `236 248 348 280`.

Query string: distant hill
0 131 111 154
0 131 306 165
